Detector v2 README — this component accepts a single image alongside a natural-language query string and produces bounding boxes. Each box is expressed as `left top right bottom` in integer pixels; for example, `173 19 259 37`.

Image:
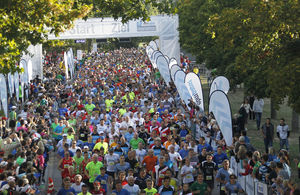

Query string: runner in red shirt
58 152 74 179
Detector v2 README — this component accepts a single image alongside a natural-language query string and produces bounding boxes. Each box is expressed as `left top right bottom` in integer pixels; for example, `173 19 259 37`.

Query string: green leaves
178 0 300 112
0 0 175 75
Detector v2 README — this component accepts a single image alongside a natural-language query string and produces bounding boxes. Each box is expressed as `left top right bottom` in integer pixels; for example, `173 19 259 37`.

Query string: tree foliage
0 0 175 75
178 0 300 113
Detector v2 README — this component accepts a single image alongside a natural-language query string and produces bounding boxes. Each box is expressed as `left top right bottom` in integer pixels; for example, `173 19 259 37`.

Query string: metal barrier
230 156 270 195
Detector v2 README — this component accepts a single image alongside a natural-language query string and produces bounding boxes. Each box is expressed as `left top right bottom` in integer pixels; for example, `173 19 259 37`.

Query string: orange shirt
142 155 158 172
163 141 172 150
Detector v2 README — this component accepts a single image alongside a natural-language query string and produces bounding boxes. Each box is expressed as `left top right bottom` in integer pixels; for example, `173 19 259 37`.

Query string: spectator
253 97 264 130
277 118 290 151
261 118 274 154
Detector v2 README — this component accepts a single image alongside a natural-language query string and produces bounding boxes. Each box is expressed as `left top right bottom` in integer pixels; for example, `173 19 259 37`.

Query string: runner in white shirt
168 145 182 176
104 149 120 177
181 158 195 184
96 119 109 135
135 142 147 163
123 176 140 195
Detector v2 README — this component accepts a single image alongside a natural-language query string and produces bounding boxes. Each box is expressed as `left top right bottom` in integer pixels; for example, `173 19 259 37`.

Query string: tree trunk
292 110 299 132
270 98 277 119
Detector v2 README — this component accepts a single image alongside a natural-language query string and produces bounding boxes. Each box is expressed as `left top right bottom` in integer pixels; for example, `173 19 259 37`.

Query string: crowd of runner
0 47 299 195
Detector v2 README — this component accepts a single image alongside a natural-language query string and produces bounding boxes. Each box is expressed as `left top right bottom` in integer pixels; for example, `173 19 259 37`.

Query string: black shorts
107 171 115 178
204 180 214 189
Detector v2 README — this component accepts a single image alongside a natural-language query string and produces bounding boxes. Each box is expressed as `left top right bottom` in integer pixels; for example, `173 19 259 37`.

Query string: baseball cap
7 176 15 182
239 136 245 142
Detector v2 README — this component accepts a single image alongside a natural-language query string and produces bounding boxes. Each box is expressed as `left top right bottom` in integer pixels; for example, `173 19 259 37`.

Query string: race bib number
190 162 197 166
206 175 212 180
109 162 115 166
186 175 192 179
101 180 106 184
80 134 85 137
159 174 165 178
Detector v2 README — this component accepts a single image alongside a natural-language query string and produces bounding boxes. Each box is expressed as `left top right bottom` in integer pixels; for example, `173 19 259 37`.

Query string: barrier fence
230 156 270 195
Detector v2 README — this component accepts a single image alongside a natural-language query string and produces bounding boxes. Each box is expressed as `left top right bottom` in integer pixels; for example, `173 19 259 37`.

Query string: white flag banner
92 43 98 53
209 76 230 96
77 50 83 60
14 71 19 101
164 55 170 64
70 48 75 78
151 50 163 69
149 40 158 51
67 51 73 79
27 59 33 81
146 46 155 63
64 52 69 79
156 55 171 85
170 64 181 81
168 58 178 69
0 74 8 117
185 72 204 112
19 59 27 102
174 70 191 105
8 73 14 97
209 90 233 146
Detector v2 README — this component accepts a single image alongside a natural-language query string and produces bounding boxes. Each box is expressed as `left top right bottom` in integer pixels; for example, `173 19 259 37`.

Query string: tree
0 0 175 75
178 0 300 113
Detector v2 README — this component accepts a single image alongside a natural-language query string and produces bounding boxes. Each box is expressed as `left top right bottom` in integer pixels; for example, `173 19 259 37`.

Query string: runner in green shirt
129 134 145 150
144 179 157 195
73 149 84 174
85 154 103 183
190 174 209 195
85 99 95 115
9 107 17 121
68 115 77 128
51 118 59 139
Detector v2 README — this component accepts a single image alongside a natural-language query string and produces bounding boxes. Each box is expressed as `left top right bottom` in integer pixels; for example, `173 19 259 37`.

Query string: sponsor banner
209 76 230 96
209 90 233 146
170 64 181 81
184 72 204 112
156 55 171 85
174 70 191 105
0 74 8 117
